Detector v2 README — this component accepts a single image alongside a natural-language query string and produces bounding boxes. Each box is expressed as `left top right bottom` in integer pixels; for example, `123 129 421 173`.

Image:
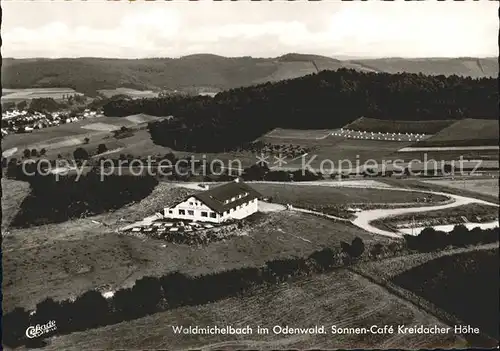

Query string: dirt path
290 207 349 222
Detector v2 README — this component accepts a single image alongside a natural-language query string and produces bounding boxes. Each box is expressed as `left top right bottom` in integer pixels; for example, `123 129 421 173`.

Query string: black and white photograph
1 0 499 349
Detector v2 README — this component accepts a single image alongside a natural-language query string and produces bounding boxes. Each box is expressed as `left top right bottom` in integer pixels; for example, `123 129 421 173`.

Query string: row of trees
403 225 499 252
3 237 367 348
5 223 499 348
21 148 47 158
101 69 497 152
10 172 158 228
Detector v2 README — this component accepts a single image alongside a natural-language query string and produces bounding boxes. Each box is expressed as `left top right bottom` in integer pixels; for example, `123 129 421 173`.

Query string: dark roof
193 180 262 214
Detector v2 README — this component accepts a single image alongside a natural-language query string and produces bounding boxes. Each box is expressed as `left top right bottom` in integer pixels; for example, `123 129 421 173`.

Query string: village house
163 179 262 224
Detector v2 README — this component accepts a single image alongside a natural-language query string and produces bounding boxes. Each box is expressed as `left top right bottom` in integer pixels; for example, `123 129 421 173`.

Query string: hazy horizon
3 54 498 61
2 1 498 59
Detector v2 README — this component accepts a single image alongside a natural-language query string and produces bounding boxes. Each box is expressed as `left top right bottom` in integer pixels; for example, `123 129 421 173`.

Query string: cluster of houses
332 128 428 142
1 109 99 136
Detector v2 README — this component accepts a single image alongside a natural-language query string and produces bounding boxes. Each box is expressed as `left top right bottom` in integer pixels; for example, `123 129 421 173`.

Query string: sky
2 0 498 59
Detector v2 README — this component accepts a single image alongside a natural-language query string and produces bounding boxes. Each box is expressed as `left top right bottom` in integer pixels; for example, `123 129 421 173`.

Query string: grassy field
97 88 159 99
2 116 133 150
251 183 449 207
422 178 499 199
41 269 463 350
1 88 82 102
371 203 498 231
1 116 169 159
1 178 31 231
5 122 412 170
258 132 411 169
264 128 333 140
352 243 498 291
380 178 500 205
349 57 498 78
414 119 499 147
4 118 415 171
3 212 390 312
343 117 455 134
3 181 396 311
392 249 499 341
388 149 500 162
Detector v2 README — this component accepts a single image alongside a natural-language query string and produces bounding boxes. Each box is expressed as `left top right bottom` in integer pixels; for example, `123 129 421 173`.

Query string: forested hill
102 68 498 152
2 55 497 96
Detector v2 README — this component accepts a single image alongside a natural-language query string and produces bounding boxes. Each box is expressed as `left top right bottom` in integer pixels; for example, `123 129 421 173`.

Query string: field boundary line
349 243 499 346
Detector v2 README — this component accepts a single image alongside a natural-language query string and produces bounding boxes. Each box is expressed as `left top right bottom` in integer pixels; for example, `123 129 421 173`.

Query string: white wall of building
221 198 258 221
164 196 221 223
164 197 258 223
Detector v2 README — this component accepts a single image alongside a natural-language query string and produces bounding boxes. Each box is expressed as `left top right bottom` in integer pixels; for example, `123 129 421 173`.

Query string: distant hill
349 57 498 78
2 55 497 96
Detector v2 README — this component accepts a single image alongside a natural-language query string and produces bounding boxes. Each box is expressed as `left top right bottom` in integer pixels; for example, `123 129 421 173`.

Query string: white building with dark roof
163 179 261 223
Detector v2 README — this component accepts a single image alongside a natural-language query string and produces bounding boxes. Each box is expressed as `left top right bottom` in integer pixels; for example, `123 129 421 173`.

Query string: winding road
349 187 499 238
174 180 500 239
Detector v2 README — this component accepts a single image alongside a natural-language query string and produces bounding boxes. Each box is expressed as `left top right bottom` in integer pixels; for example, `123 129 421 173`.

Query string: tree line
8 170 158 228
392 248 499 342
3 237 367 348
4 224 499 348
101 69 498 152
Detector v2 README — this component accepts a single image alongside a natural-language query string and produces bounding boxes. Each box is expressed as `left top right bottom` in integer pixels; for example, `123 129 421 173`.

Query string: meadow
263 128 333 140
41 269 463 350
415 119 499 147
259 132 411 169
380 178 500 205
1 88 82 102
392 249 499 340
3 179 403 312
251 183 448 207
1 178 31 231
371 203 499 232
388 149 500 162
6 178 461 312
97 88 159 99
2 115 165 159
3 120 417 173
422 178 499 199
3 210 391 312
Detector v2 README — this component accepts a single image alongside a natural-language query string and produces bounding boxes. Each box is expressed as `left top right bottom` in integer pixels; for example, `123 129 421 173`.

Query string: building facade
163 179 261 224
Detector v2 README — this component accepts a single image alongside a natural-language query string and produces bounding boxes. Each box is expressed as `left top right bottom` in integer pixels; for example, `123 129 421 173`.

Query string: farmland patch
81 123 121 132
414 119 499 147
42 270 463 350
343 117 455 134
98 88 159 99
422 178 499 198
124 114 163 124
35 137 84 150
264 128 333 140
372 203 499 234
1 178 31 231
1 87 82 102
3 209 388 311
392 249 499 340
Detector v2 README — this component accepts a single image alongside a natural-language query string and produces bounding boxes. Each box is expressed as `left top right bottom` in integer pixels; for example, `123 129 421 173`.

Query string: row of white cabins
163 179 261 224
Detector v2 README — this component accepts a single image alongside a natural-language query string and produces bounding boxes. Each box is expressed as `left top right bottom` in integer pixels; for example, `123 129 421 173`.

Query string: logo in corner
25 320 57 339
